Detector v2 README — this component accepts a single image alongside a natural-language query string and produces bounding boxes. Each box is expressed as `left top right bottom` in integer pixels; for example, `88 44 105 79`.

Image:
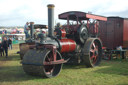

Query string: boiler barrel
59 39 76 53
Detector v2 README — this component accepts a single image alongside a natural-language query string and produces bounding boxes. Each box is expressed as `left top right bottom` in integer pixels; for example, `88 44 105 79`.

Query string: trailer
99 17 128 49
99 17 128 59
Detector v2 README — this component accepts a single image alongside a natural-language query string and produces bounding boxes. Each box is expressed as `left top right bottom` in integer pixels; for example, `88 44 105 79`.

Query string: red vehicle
20 4 107 78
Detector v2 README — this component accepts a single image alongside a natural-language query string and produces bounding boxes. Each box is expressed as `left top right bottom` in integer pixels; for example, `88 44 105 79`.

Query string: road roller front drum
22 49 63 78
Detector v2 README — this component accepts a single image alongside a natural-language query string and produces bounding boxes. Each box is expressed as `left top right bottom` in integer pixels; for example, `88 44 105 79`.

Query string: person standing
0 40 4 57
2 37 9 58
8 38 12 50
24 22 30 39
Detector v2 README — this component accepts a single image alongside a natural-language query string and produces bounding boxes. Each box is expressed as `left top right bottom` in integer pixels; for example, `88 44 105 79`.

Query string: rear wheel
82 38 102 67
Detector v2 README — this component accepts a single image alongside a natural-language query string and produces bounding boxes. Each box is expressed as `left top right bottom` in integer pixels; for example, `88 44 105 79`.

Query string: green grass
0 45 128 85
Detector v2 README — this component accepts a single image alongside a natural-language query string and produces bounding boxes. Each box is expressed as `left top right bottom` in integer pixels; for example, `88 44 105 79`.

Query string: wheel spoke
94 55 97 60
46 56 51 61
95 46 98 51
93 55 98 64
91 55 95 59
44 52 54 75
92 43 96 48
90 49 95 53
90 42 100 64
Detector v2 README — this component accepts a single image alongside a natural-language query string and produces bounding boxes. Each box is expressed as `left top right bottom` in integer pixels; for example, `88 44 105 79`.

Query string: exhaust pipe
47 4 55 37
30 22 34 39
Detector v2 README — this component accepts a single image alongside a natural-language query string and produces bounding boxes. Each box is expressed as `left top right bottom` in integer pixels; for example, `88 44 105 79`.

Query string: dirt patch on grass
0 60 6 69
0 53 16 67
12 44 19 50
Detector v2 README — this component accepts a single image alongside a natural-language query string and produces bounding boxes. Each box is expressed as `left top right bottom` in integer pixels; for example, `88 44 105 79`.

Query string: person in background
24 22 30 39
16 28 19 34
8 38 12 50
2 29 7 34
0 40 4 57
116 45 122 50
2 37 9 58
5 30 7 34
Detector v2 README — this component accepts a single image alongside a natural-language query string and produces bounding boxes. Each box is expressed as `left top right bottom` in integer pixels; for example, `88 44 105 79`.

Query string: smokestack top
47 4 55 8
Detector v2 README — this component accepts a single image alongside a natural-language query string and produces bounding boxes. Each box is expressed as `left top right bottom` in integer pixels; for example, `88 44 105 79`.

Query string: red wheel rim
44 52 55 75
90 42 99 64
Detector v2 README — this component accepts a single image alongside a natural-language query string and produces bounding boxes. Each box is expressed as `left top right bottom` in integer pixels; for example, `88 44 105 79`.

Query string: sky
0 0 128 26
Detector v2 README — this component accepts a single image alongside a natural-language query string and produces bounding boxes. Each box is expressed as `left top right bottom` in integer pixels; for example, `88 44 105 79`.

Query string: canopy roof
59 11 107 21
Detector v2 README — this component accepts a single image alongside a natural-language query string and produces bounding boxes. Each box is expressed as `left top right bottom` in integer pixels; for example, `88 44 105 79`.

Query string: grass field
0 44 128 85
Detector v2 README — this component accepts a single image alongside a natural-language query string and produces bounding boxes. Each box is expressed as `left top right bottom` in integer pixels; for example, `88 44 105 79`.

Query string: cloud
0 0 48 26
0 0 128 26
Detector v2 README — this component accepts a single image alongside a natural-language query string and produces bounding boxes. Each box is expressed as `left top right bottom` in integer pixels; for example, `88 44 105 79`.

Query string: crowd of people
0 37 12 58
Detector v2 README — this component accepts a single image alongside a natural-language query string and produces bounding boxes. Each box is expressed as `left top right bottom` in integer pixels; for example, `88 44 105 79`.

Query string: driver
54 22 62 39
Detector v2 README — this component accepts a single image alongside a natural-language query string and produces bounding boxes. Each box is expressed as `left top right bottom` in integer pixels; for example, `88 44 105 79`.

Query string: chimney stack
47 4 55 37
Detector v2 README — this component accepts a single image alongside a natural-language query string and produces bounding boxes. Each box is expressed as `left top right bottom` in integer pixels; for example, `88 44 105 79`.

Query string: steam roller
20 4 107 78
